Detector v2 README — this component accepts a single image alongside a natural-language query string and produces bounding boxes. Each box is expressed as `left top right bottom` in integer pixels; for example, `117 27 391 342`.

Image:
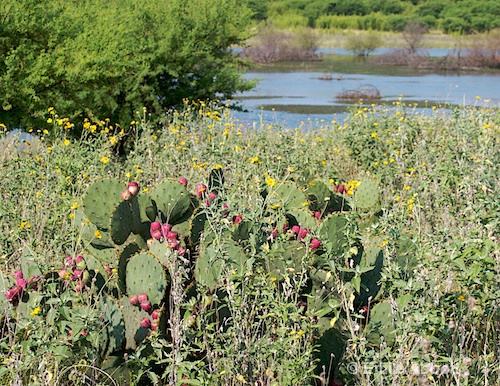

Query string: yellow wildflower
250 156 260 164
30 307 41 317
64 139 70 146
47 118 53 124
265 177 276 187
100 156 110 164
94 230 102 239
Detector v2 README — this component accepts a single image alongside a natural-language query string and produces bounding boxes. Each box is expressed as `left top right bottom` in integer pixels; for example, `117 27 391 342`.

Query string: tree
345 31 382 58
402 21 428 55
0 0 254 131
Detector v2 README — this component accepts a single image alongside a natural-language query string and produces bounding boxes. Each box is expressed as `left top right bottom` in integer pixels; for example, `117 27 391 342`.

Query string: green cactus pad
172 219 191 239
82 253 109 291
149 179 192 224
100 296 125 355
130 195 153 237
75 207 114 248
305 180 332 212
119 296 151 350
366 300 397 345
286 208 316 230
147 239 172 267
0 270 8 316
86 243 118 266
352 179 380 210
83 178 124 229
195 240 248 289
118 242 142 294
266 182 308 210
208 167 225 193
21 247 43 278
357 241 384 306
232 219 254 243
267 240 308 280
110 201 133 245
317 214 350 256
126 252 168 306
190 210 208 246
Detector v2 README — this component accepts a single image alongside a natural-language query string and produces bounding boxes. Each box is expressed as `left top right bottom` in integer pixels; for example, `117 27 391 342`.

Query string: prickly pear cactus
83 178 124 229
110 201 133 245
366 300 397 345
286 208 316 230
149 179 192 224
119 296 152 350
21 247 43 278
126 252 168 306
317 214 351 256
74 207 115 249
305 180 331 212
266 181 308 210
195 240 248 290
208 167 225 193
100 296 125 356
356 239 385 307
266 240 308 280
352 179 380 210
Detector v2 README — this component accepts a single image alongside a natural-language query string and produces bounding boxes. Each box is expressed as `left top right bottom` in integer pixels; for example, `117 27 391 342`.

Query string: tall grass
0 100 498 385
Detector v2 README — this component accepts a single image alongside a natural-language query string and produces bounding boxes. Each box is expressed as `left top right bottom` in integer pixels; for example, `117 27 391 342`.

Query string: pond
231 64 500 129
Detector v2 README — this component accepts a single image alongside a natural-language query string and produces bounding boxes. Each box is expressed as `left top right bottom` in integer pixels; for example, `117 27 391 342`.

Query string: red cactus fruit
138 293 148 303
196 184 207 198
291 225 300 235
75 255 86 270
127 182 140 196
140 317 151 329
129 294 140 306
178 177 188 187
166 231 178 240
298 228 309 240
233 215 243 225
151 309 160 320
141 300 152 313
121 188 132 201
314 211 321 220
64 256 75 269
150 221 163 240
13 270 23 280
16 278 26 289
310 238 321 251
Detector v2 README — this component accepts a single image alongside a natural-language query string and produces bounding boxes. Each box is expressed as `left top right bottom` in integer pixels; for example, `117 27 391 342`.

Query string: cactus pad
83 178 124 229
317 214 350 256
267 182 308 210
119 296 151 350
306 180 332 212
149 179 192 224
352 179 380 210
100 296 125 355
126 252 168 306
110 201 133 245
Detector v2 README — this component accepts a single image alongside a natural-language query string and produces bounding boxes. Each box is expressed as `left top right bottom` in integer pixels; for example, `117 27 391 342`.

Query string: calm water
232 70 500 129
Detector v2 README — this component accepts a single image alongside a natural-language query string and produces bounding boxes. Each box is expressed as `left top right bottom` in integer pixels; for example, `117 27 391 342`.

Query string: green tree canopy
0 0 254 130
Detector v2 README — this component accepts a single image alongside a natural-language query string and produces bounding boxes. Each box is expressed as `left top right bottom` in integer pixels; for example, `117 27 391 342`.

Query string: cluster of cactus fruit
2 168 409 377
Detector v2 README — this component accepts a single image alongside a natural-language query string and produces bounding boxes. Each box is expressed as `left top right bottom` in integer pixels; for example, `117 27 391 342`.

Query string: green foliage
250 0 499 33
0 101 498 384
0 0 254 131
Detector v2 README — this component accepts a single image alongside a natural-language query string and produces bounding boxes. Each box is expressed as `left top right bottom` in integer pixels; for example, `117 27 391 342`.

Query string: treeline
246 0 500 33
0 0 253 131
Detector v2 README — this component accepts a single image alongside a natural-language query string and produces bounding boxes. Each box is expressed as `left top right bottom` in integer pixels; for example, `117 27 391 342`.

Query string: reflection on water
232 71 499 129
